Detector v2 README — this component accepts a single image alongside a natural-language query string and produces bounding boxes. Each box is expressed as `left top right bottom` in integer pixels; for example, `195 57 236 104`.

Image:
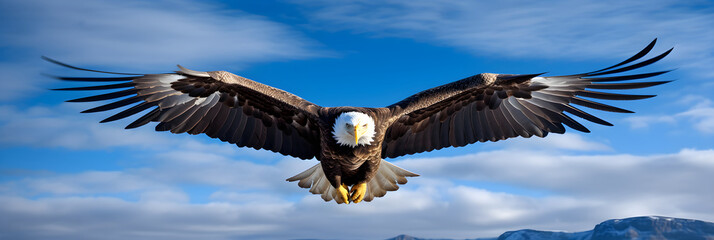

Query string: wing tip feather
43 56 142 75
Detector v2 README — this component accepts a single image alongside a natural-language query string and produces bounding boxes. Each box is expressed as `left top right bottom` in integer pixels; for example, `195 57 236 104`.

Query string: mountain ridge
385 216 714 240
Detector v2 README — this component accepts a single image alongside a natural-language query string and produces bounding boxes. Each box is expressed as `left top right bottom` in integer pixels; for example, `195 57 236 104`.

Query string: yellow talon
336 183 350 204
349 183 367 203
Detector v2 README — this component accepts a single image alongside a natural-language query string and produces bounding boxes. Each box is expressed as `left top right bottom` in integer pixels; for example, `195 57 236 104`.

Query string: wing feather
100 102 157 123
383 39 670 158
81 95 144 113
49 60 323 160
506 98 542 137
461 103 476 143
189 99 223 134
126 107 161 129
67 89 138 102
52 82 136 91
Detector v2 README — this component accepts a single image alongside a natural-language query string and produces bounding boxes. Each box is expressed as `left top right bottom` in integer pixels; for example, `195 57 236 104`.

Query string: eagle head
332 111 376 148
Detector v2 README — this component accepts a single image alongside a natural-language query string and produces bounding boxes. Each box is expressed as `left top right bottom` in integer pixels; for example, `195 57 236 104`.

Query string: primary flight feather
48 39 672 204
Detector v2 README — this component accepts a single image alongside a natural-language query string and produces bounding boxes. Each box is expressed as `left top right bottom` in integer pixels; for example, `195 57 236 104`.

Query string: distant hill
387 216 714 240
386 234 494 240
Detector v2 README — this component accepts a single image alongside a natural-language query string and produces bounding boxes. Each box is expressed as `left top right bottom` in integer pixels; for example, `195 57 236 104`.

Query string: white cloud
0 195 292 240
139 190 189 203
399 148 714 200
21 171 164 195
624 115 677 129
500 133 612 152
0 103 287 160
677 106 714 134
143 151 313 191
624 95 714 134
0 104 201 151
209 191 286 204
0 64 44 102
0 104 166 150
295 0 714 77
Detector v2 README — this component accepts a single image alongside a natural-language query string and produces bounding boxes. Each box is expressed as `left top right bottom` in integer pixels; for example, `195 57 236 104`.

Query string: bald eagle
48 39 671 204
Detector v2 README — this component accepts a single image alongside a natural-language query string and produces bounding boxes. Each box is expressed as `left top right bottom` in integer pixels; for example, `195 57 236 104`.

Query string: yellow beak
354 125 363 145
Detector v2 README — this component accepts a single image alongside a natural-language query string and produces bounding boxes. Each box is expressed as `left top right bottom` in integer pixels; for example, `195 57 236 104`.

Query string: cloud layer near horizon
2 145 714 240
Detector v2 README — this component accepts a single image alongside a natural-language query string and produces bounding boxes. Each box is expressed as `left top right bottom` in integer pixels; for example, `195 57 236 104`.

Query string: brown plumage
48 39 672 203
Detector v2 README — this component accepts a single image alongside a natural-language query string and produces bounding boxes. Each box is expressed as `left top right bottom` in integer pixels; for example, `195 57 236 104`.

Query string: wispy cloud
678 106 714 134
624 115 677 129
0 104 168 150
0 0 327 102
499 133 612 152
18 171 167 195
295 0 714 77
0 0 324 67
0 103 296 162
399 149 714 200
624 95 714 134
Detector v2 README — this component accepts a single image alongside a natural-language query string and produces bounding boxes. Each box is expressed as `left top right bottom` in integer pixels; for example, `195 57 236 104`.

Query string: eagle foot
349 183 367 203
336 183 350 204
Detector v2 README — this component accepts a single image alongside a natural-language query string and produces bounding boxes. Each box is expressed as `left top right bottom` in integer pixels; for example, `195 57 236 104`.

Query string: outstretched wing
48 59 322 159
382 39 671 158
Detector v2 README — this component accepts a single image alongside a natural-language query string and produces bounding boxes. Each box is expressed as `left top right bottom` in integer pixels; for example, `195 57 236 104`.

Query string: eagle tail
286 160 419 203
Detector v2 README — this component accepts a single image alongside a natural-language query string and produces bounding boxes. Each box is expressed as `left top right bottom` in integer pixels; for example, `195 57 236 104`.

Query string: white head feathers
332 112 376 148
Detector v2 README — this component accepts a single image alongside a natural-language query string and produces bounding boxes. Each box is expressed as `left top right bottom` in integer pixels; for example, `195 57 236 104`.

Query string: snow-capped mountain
588 216 714 240
388 216 714 240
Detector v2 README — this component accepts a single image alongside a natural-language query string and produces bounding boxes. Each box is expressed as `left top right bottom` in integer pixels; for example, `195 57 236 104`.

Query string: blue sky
1 0 714 239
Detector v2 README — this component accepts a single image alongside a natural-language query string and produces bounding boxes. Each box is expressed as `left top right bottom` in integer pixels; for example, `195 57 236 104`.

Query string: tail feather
286 160 419 203
363 160 418 201
286 163 321 188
